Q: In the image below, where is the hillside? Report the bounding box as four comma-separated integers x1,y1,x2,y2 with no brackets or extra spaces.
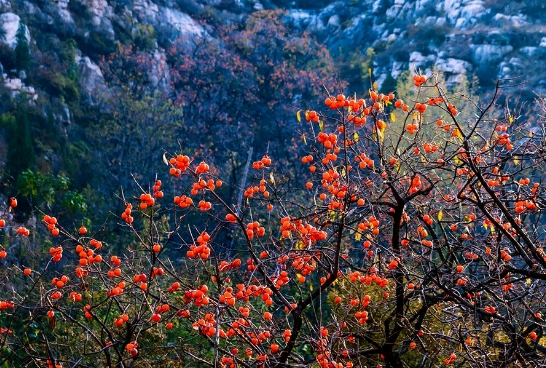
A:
0,0,545,219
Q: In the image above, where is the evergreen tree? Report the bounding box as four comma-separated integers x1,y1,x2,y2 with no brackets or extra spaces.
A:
6,103,35,181
381,73,397,94
14,21,30,73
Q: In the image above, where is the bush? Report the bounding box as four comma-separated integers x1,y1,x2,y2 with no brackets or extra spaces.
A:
0,43,16,74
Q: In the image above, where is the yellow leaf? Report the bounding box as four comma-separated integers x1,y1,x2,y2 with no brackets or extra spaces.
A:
527,278,531,285
514,158,520,165
508,114,514,124
319,120,324,132
296,110,302,122
348,106,352,113
373,81,377,90
301,134,307,145
390,112,396,122
295,241,305,250
368,68,372,75
353,132,359,142
269,172,275,186
412,112,421,126
309,283,313,291
437,210,443,221
355,232,362,241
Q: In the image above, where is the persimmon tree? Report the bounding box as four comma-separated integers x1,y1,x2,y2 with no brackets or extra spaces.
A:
1,74,546,368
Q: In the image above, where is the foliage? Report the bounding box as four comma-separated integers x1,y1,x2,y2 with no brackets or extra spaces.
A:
17,169,87,214
132,24,156,51
0,43,16,74
14,21,30,73
93,44,182,194
336,47,374,93
0,71,545,368
2,104,35,183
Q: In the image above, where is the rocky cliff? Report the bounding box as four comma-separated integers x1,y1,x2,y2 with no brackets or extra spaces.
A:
285,0,546,94
2,0,545,101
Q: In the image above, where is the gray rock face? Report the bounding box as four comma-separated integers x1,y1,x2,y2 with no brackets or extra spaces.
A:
438,0,487,28
54,0,73,23
287,0,546,91
76,55,105,104
131,0,206,41
3,76,38,99
435,58,473,85
472,44,514,64
149,49,170,89
157,7,206,40
0,12,26,48
0,0,10,10
3,0,546,102
80,0,111,18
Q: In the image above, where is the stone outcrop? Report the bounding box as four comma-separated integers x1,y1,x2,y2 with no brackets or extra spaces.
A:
76,55,105,104
285,1,545,91
0,12,27,49
2,0,546,99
